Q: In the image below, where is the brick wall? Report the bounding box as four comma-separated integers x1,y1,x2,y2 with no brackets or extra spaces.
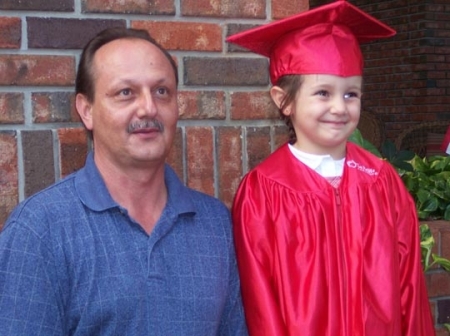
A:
0,0,448,334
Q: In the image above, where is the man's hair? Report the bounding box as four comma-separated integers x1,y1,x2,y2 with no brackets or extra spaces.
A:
75,27,178,103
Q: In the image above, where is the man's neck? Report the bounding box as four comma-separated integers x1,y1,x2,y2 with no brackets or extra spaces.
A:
95,155,168,234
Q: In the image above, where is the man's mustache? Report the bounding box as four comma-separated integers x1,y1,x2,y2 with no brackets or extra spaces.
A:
128,119,164,133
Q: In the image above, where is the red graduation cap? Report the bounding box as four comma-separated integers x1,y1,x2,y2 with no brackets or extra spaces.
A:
441,125,450,155
226,0,396,84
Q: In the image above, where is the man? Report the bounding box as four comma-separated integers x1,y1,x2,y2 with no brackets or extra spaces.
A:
0,28,248,335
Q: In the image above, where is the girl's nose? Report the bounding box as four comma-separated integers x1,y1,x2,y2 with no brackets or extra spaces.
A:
330,97,346,115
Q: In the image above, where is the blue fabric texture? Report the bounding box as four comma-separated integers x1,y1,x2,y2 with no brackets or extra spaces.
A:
0,152,248,336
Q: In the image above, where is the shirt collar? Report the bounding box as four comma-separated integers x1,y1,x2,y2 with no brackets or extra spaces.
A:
288,143,345,177
75,152,196,215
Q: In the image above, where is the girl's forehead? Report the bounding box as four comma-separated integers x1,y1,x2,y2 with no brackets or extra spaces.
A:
302,74,363,86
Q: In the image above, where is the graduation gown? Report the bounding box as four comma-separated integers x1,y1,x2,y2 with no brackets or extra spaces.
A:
232,142,435,336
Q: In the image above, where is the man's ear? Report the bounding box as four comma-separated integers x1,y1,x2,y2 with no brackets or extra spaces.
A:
75,93,93,131
270,86,290,117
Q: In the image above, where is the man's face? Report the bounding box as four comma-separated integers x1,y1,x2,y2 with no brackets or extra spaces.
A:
76,38,179,169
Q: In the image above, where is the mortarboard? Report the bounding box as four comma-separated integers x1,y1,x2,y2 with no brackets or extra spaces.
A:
226,0,396,84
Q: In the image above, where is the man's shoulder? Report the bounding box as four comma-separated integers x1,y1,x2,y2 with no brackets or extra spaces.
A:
4,174,79,232
183,186,229,213
165,164,229,214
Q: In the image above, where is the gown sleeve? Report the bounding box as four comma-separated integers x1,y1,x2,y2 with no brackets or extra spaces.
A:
385,166,435,335
232,171,287,336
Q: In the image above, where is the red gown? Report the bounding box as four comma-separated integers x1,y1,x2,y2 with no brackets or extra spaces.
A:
232,142,435,336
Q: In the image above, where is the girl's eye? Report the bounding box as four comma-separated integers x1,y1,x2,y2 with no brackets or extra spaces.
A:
344,92,359,99
316,90,329,97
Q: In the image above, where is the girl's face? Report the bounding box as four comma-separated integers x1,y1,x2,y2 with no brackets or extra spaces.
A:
271,74,362,159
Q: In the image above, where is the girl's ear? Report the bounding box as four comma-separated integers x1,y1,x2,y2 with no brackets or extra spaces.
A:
270,86,291,117
75,93,94,131
269,86,285,109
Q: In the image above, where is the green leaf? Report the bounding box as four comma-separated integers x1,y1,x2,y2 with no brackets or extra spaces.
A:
432,254,450,272
420,224,434,272
420,224,434,249
381,140,397,160
416,189,432,203
445,205,450,221
396,150,415,161
391,160,414,172
349,129,364,143
349,129,381,157
421,198,439,212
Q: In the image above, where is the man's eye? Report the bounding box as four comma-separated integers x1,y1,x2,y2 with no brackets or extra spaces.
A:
118,88,132,96
155,87,168,95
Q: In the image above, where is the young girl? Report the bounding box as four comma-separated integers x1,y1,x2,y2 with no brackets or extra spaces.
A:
227,1,435,335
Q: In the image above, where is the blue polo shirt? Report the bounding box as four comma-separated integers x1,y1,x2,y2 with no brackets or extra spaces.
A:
0,152,248,335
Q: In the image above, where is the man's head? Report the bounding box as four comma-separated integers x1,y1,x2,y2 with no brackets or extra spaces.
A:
75,28,179,169
76,27,178,103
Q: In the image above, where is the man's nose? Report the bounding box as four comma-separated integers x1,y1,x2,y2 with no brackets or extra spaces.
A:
136,90,157,117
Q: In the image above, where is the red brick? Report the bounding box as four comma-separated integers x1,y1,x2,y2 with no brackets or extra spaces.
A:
57,128,89,178
22,130,55,197
184,57,269,86
438,299,450,324
230,91,278,120
186,127,214,196
436,327,448,336
182,0,265,18
441,230,450,261
272,0,309,19
0,17,21,49
274,124,290,149
227,23,259,52
0,131,18,229
426,272,450,298
132,21,222,51
32,92,79,123
0,0,72,11
0,93,24,124
27,18,125,49
246,126,271,171
427,221,450,261
83,0,174,14
430,300,437,325
217,127,242,208
178,91,225,120
166,127,183,180
0,55,75,86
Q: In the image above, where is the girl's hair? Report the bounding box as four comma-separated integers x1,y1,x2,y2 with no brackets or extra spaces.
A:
275,74,303,143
